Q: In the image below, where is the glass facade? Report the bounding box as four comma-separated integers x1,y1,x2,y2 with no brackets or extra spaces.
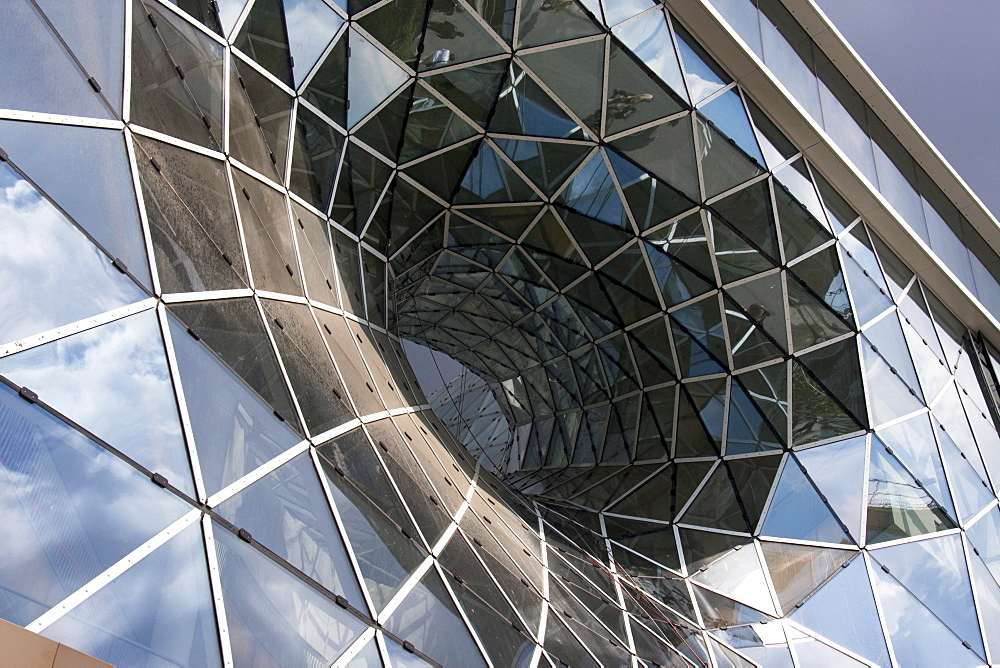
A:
0,0,999,666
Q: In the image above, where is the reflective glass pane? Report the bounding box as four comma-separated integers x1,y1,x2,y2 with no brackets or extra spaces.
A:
42,523,221,668
167,313,301,496
215,452,366,607
0,310,194,497
0,162,146,347
0,121,149,289
131,0,225,149
0,382,189,626
214,521,368,665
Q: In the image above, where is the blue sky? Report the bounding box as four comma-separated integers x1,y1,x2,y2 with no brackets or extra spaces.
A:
814,0,1000,219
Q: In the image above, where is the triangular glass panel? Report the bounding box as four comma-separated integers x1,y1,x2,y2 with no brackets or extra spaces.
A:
424,59,508,128
711,180,780,268
316,429,427,612
356,0,426,68
608,149,694,231
841,251,896,328
419,0,506,73
612,8,688,102
519,39,606,135
403,140,479,200
729,454,783,526
682,462,750,533
759,541,854,614
0,310,195,497
789,245,852,322
605,41,685,136
760,457,851,543
133,0,224,149
542,613,599,667
363,420,454,544
708,218,774,286
724,276,787,369
41,523,221,667
292,202,339,307
489,63,587,139
785,271,852,352
134,134,247,293
166,312,301,495
694,542,778,617
871,534,984,657
346,28,410,128
678,527,749,574
0,382,190,626
261,299,355,435
333,142,393,237
861,338,925,427
968,552,1000,664
670,295,728,376
0,121,150,289
774,159,828,233
213,520,368,664
773,178,832,262
866,436,955,544
230,54,293,180
0,161,146,346
232,168,304,295
0,0,112,119
214,452,366,607
495,138,592,197
599,244,660,311
697,116,764,199
674,24,730,104
168,297,302,433
791,342,866,445
438,537,534,666
284,0,344,87
34,1,122,108
559,209,632,268
517,0,602,49
289,104,345,211
303,32,348,127
795,434,867,537
234,0,293,85
399,84,479,163
746,97,796,170
352,88,409,164
735,362,788,443
609,115,699,201
523,208,586,261
674,384,722,457
936,420,994,523
863,311,923,399
215,0,249,38
876,415,957,519
869,554,985,667
603,0,654,27
644,229,715,306
814,170,858,234
384,568,487,666
456,141,539,203
790,556,891,668
630,322,677,386
727,380,784,453
692,583,772,628
699,88,764,166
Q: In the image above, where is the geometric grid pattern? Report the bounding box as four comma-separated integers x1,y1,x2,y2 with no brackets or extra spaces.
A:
0,1,998,667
